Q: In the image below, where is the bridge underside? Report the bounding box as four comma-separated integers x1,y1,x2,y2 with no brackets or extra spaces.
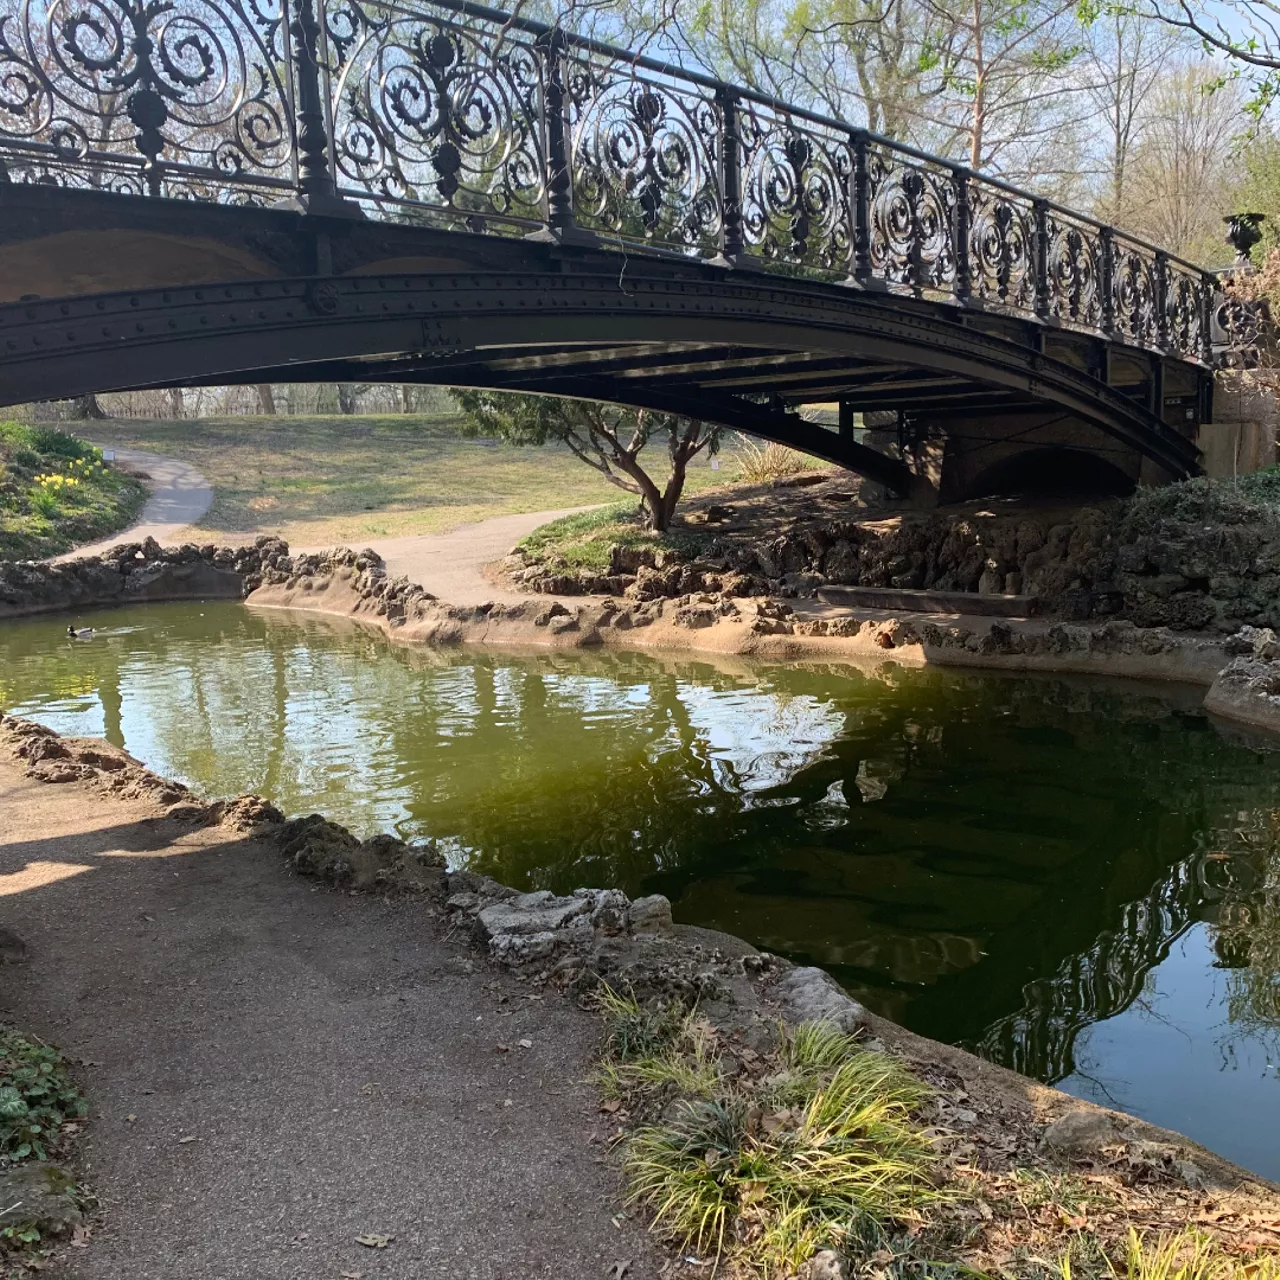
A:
0,185,1209,503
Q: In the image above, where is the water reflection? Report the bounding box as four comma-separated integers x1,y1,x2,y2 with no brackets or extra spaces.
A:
3,602,1280,1175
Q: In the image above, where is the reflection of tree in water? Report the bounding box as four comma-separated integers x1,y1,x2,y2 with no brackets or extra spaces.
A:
971,807,1280,1084
973,856,1202,1081
1205,810,1280,1059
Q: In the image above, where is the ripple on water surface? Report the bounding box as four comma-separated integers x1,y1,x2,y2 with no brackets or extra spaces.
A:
3,600,1280,1177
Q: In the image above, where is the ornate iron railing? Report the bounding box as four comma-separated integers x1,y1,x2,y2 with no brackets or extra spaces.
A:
0,0,1249,365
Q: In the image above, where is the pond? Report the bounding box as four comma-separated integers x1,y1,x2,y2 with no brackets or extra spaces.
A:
3,601,1279,1178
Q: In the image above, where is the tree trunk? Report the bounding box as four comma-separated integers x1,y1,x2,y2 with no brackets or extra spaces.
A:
69,394,105,420
256,384,277,415
401,385,413,414
655,456,690,532
169,387,184,419
337,384,358,415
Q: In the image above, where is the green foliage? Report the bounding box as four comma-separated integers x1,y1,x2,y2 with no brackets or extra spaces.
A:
0,1030,87,1164
594,987,722,1101
1237,135,1280,260
1119,468,1280,538
0,420,146,559
450,390,722,531
517,504,639,559
516,505,709,577
621,1017,939,1276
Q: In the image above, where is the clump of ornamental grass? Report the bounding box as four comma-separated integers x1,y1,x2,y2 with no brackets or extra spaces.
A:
1060,1229,1280,1280
594,985,721,1101
614,1009,940,1277
735,439,817,485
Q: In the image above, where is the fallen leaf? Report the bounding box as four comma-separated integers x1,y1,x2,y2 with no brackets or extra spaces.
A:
340,1272,364,1279
518,1038,533,1049
600,1100,622,1114
177,1135,198,1145
608,1261,632,1279
494,1043,511,1053
355,1234,394,1249
125,1114,137,1123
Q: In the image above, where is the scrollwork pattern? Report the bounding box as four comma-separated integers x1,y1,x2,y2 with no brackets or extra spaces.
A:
1045,213,1102,329
325,0,544,223
867,148,954,293
737,105,851,272
0,0,1225,362
568,59,720,252
1165,262,1206,358
968,184,1035,310
0,0,291,194
1111,238,1159,349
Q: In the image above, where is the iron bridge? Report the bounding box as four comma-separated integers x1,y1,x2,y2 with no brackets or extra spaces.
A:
0,0,1259,497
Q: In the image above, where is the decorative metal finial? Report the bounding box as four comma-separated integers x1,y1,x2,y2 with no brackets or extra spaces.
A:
1225,213,1266,269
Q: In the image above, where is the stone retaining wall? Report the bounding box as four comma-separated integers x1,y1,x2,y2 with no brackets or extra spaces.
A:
513,493,1280,636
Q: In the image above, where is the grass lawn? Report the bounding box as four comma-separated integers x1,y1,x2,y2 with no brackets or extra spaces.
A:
0,422,148,560
85,414,741,547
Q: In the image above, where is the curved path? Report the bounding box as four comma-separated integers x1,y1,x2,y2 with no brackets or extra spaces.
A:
53,443,592,603
55,448,213,563
0,751,662,1279
299,506,598,607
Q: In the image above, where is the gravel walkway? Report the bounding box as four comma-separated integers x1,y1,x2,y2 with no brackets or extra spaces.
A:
0,756,662,1279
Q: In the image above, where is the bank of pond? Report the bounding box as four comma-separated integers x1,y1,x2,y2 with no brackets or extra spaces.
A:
2,600,1279,1180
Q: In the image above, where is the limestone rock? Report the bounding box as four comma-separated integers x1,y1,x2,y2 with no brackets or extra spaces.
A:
628,895,674,936
772,967,868,1033
0,1163,83,1237
1040,1108,1115,1154
476,891,592,940
796,1250,847,1280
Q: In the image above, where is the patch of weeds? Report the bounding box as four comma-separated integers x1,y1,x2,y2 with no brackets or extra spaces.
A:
618,1015,939,1277
734,439,820,485
0,1029,87,1164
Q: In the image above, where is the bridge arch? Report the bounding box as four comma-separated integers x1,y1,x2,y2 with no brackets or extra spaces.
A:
0,0,1252,496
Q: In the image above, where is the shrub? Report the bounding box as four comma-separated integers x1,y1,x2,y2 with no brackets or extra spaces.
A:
1120,469,1280,537
0,1030,87,1164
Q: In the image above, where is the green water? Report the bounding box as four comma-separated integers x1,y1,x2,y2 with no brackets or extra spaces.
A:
3,601,1280,1177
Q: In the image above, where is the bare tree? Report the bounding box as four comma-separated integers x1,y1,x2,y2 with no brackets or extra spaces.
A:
1120,61,1245,261
1136,0,1280,126
1077,11,1185,220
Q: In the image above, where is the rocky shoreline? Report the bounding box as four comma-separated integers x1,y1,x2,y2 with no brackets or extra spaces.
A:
9,535,1280,734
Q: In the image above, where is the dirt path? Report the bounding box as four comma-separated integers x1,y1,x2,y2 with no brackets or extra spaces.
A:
55,449,213,562
50,438,589,605
296,506,598,606
0,757,661,1279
